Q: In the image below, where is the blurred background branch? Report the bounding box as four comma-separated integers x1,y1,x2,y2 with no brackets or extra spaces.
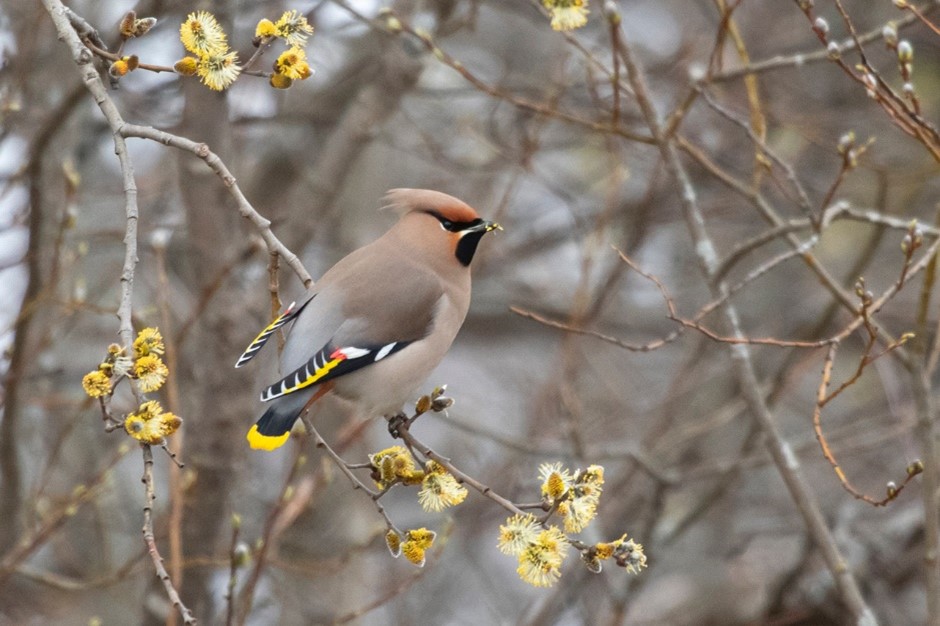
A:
3,0,940,623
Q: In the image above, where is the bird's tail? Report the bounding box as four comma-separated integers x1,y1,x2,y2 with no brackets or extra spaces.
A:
246,384,331,451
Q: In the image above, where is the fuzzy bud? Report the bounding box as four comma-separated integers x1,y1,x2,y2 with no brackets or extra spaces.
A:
119,11,137,38
255,18,276,39
415,395,432,414
854,278,866,298
109,59,130,78
604,1,622,25
431,396,454,412
882,22,898,47
862,71,877,94
903,220,924,254
174,57,198,76
385,15,402,33
814,17,829,37
897,40,913,63
837,131,855,155
826,42,840,59
232,542,251,567
134,17,157,37
149,228,173,250
385,530,402,557
269,73,293,90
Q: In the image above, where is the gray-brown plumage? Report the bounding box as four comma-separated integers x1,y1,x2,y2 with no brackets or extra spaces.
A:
236,189,500,450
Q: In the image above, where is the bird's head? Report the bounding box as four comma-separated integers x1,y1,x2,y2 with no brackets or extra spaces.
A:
384,188,501,267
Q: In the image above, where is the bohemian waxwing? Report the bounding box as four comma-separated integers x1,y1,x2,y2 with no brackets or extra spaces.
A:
235,189,501,450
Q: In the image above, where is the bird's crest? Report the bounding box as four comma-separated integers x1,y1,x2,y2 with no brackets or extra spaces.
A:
383,188,480,223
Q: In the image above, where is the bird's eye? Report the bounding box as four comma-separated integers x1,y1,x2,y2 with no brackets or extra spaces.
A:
425,211,465,232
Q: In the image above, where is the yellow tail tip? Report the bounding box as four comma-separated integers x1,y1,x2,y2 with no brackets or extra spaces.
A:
247,424,290,451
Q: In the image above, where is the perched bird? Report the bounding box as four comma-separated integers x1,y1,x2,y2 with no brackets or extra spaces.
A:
235,189,501,450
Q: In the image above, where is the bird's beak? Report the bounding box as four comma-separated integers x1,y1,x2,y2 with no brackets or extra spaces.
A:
466,220,502,234
458,220,502,237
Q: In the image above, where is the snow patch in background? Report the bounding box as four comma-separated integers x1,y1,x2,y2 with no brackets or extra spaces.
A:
0,132,29,377
0,198,28,377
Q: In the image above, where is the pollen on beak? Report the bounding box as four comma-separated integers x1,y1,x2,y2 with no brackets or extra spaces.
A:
485,221,503,232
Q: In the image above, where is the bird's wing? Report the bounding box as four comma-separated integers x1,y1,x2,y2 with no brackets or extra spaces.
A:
259,255,444,402
258,339,411,401
234,296,315,368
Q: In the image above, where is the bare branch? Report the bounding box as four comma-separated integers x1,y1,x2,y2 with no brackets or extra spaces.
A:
609,4,877,619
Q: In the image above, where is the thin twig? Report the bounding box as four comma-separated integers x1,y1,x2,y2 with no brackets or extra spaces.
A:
812,344,920,507
41,2,196,620
154,239,186,619
384,10,654,145
224,516,241,626
898,1,940,37
676,135,913,370
0,444,131,586
714,221,815,281
795,0,940,161
709,5,932,82
388,415,527,518
81,40,175,73
301,416,402,534
608,3,877,619
16,549,147,591
510,305,682,353
175,243,259,345
235,442,307,624
120,124,312,287
141,445,196,624
912,357,940,625
696,86,813,218
268,251,285,354
331,524,447,624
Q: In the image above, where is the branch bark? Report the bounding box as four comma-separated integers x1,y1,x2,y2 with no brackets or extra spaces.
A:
609,5,878,622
